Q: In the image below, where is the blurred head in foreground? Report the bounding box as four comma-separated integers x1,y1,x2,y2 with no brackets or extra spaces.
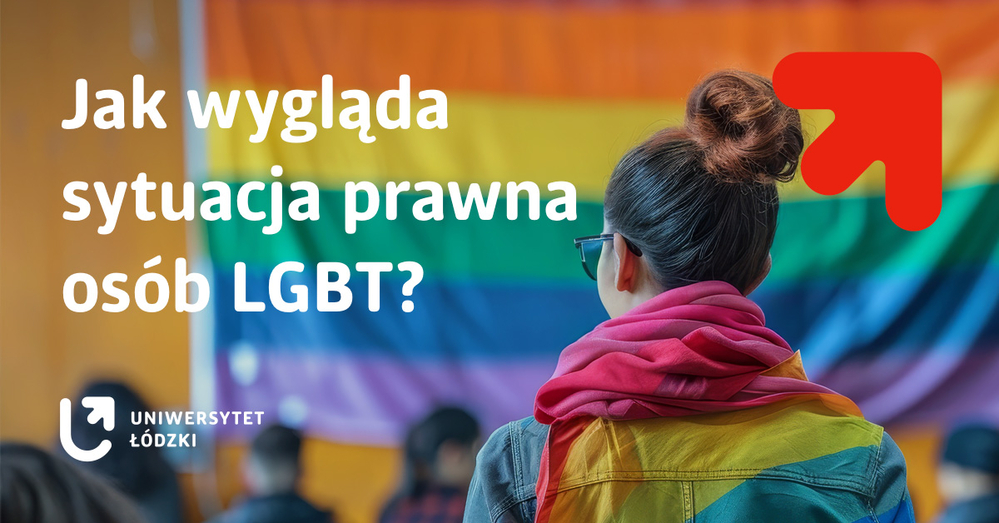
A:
67,380,182,523
407,406,481,491
937,423,999,520
0,443,147,523
596,70,802,317
380,407,480,523
244,424,304,496
210,424,330,523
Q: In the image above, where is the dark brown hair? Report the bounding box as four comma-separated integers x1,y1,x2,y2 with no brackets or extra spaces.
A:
396,406,480,498
604,70,803,293
1,443,147,523
250,424,303,470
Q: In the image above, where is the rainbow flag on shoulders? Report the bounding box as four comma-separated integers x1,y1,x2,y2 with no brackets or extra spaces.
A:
535,397,913,523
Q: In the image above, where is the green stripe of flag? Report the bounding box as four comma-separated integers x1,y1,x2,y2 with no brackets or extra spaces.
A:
204,180,999,283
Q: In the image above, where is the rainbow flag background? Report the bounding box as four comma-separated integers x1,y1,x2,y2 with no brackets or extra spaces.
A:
187,0,999,517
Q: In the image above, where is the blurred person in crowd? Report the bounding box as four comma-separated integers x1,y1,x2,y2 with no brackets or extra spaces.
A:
380,407,480,523
64,381,183,523
1,442,147,523
465,71,914,522
208,424,332,523
937,423,999,523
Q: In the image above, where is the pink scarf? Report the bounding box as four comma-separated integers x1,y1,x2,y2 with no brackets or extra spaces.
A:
535,280,855,423
532,281,859,522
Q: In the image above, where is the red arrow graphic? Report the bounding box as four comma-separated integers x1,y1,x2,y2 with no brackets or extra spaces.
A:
773,52,942,231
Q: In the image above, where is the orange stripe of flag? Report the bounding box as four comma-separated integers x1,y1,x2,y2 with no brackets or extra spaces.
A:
206,0,999,98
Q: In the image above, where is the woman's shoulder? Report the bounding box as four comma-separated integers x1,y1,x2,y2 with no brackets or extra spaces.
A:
483,416,548,454
870,431,916,521
476,416,548,500
464,417,548,523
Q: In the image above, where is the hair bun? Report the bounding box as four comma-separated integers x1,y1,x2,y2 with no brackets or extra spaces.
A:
684,70,803,184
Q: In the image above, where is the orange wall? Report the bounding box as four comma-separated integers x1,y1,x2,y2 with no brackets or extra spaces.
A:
0,0,193,516
892,426,945,521
0,3,397,522
0,0,190,444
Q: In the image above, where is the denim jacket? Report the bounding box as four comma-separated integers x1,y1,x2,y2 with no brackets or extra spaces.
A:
464,405,914,523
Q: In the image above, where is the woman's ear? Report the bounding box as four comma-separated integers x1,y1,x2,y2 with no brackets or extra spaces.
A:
743,253,772,295
613,233,639,293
